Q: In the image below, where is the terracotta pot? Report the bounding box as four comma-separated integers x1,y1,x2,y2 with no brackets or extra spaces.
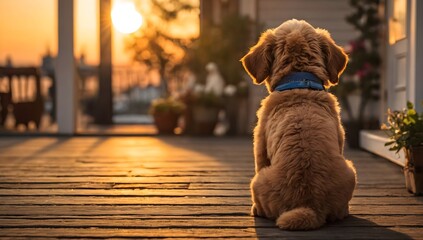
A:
404,145,423,195
153,112,179,134
192,106,219,136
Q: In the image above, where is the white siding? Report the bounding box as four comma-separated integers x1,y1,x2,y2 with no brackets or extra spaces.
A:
257,0,359,46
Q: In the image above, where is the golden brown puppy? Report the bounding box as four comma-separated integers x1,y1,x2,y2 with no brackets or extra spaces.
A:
241,19,357,230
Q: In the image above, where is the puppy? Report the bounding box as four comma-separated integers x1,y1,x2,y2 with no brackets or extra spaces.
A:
241,19,357,230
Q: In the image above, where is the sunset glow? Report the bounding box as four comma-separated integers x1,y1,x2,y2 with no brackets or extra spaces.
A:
0,0,199,66
111,2,143,34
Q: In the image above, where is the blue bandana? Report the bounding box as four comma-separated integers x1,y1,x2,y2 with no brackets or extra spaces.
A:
274,72,325,92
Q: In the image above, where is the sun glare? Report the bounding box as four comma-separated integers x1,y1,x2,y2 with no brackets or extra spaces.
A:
111,2,143,34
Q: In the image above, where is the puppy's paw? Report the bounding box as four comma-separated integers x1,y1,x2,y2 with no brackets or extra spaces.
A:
251,203,259,216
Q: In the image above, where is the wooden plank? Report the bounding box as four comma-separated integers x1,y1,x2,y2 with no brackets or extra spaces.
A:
0,183,190,189
0,163,254,168
0,205,250,216
0,163,396,170
1,196,421,206
0,154,254,162
0,174,402,185
1,163,395,171
1,205,422,216
0,171,255,177
0,196,251,205
0,188,417,197
0,156,398,166
1,215,423,228
0,227,421,239
0,178,413,190
0,157,253,163
0,181,405,189
0,182,407,191
0,176,252,184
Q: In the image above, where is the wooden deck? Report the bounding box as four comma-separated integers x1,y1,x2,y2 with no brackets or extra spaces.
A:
0,137,422,239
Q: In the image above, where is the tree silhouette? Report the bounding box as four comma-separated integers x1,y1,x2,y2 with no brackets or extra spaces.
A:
128,0,198,96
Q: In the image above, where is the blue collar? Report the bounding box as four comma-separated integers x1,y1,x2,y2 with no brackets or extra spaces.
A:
274,72,325,92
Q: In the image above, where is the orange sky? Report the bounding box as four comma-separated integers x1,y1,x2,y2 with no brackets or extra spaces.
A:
0,0,199,67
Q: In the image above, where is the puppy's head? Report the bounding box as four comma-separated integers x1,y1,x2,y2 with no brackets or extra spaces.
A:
241,19,348,92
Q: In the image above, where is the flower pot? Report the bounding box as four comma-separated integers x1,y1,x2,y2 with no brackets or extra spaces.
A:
404,145,423,195
153,112,179,134
192,106,219,135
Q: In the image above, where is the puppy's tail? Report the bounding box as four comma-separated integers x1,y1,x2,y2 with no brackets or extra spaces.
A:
276,207,325,230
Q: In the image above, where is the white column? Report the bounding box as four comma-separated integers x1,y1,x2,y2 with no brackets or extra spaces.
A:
409,0,423,113
56,0,77,134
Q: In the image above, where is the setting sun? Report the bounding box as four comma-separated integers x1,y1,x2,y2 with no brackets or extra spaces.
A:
111,2,143,34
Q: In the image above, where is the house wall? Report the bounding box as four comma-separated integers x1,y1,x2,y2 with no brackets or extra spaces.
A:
256,0,358,46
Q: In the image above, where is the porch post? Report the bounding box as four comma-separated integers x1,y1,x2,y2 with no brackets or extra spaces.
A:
95,0,113,124
56,0,77,134
409,0,423,113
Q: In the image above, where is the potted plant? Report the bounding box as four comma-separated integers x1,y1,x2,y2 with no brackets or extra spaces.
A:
332,0,381,148
149,97,186,134
190,90,224,136
382,101,423,195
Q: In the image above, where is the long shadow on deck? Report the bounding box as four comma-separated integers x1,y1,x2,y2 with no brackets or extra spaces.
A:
254,216,413,239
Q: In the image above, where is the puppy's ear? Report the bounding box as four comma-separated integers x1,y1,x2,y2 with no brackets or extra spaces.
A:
241,30,275,84
317,29,348,85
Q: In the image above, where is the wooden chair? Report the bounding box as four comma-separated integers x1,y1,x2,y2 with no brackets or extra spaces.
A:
0,67,44,129
0,89,11,126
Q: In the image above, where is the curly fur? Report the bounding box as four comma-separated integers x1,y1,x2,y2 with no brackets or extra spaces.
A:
241,19,357,230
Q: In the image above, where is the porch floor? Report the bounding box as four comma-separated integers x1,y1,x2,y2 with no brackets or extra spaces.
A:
0,137,422,239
